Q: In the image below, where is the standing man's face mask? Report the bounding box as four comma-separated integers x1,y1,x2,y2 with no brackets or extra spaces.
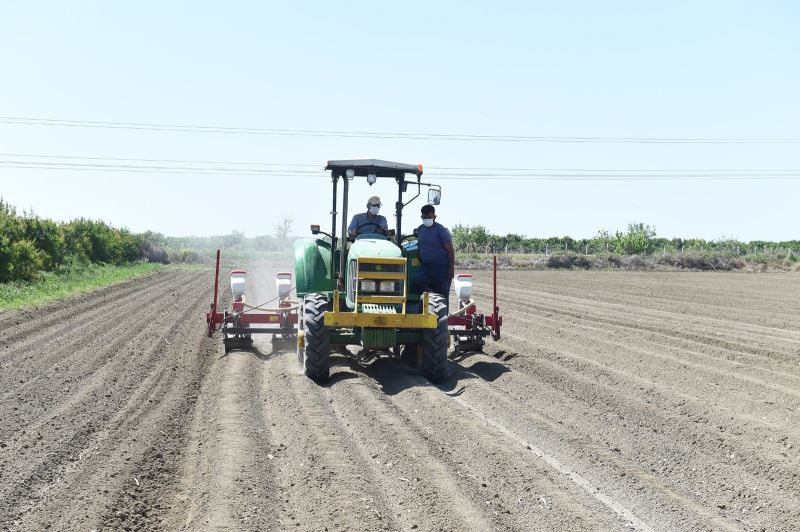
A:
422,217,434,227
369,206,380,215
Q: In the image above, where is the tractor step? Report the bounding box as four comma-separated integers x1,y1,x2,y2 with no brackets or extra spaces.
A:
361,304,397,314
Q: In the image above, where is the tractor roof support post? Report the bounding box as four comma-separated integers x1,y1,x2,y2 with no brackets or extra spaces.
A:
330,171,338,293
396,178,403,242
339,174,349,291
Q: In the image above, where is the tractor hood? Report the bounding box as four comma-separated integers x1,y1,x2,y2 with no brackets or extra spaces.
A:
348,237,402,261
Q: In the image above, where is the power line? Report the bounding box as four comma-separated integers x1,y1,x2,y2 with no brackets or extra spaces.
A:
0,152,321,168
0,163,311,177
2,161,798,181
428,165,800,172
0,160,319,174
1,116,799,144
1,153,799,174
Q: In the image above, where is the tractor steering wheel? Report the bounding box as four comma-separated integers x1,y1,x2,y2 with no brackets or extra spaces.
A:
355,222,386,235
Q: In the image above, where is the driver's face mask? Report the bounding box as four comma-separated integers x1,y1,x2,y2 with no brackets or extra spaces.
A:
369,205,380,215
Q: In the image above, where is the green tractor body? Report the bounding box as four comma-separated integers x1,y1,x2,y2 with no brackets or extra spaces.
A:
294,160,448,384
295,235,422,307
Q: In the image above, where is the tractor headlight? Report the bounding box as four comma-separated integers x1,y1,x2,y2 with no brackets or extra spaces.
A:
379,281,396,292
360,280,377,292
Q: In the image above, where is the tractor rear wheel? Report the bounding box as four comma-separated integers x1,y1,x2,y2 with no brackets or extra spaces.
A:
420,293,449,382
301,293,331,383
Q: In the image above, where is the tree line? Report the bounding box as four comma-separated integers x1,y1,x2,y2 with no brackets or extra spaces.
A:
0,199,297,283
3,196,796,284
140,229,291,264
0,199,148,282
451,223,800,258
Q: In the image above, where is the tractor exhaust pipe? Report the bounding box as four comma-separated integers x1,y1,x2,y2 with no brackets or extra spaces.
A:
339,174,350,291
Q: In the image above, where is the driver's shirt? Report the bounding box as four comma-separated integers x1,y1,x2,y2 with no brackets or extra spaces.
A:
348,212,388,235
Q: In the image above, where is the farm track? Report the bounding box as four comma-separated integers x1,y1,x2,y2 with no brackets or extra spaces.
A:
1,267,799,530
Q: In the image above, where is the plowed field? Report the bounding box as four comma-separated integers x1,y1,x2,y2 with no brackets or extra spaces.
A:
1,267,798,531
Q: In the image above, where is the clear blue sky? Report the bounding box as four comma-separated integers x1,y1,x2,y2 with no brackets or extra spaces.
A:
0,1,798,241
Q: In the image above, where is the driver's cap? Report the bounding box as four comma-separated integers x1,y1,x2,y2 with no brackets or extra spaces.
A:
368,195,381,206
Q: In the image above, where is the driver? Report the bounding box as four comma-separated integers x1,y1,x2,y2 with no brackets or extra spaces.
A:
348,195,388,237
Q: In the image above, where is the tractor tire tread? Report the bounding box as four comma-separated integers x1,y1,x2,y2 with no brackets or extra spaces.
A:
420,293,449,382
302,294,331,383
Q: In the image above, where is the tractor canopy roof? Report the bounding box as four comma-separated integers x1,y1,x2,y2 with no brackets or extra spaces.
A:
325,159,423,179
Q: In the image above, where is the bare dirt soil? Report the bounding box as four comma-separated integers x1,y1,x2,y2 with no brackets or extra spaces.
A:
1,267,799,531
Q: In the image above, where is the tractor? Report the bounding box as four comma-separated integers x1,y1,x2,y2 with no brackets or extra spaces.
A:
293,159,501,383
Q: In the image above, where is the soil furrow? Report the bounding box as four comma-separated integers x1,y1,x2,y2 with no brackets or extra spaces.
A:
0,270,191,350
449,351,798,530
500,308,800,399
352,356,630,530
2,267,798,531
324,358,497,531
483,283,800,358
258,352,396,531
0,272,206,442
0,271,198,403
0,271,210,530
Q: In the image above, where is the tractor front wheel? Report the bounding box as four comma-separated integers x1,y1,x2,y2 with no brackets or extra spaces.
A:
301,294,331,383
420,293,449,382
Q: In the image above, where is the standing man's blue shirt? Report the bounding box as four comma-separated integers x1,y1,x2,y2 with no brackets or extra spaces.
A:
417,222,452,265
348,212,388,236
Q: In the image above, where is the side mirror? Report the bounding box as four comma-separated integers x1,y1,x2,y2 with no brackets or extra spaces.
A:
310,224,320,235
387,229,396,238
427,187,441,205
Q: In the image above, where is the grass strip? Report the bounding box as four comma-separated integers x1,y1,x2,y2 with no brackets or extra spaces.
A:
0,263,165,311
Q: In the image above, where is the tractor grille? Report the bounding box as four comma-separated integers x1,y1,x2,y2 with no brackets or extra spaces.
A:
358,262,404,273
361,304,397,314
355,257,407,301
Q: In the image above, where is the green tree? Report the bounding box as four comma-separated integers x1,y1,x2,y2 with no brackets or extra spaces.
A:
22,216,64,269
274,218,293,249
223,230,245,249
470,225,489,252
504,233,524,252
612,222,657,255
0,200,24,281
592,230,612,253
9,240,45,281
450,224,471,252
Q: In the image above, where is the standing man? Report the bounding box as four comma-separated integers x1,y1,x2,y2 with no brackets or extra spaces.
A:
348,195,388,237
414,204,454,300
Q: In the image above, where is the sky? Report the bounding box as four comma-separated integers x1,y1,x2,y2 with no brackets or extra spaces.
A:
0,1,798,241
